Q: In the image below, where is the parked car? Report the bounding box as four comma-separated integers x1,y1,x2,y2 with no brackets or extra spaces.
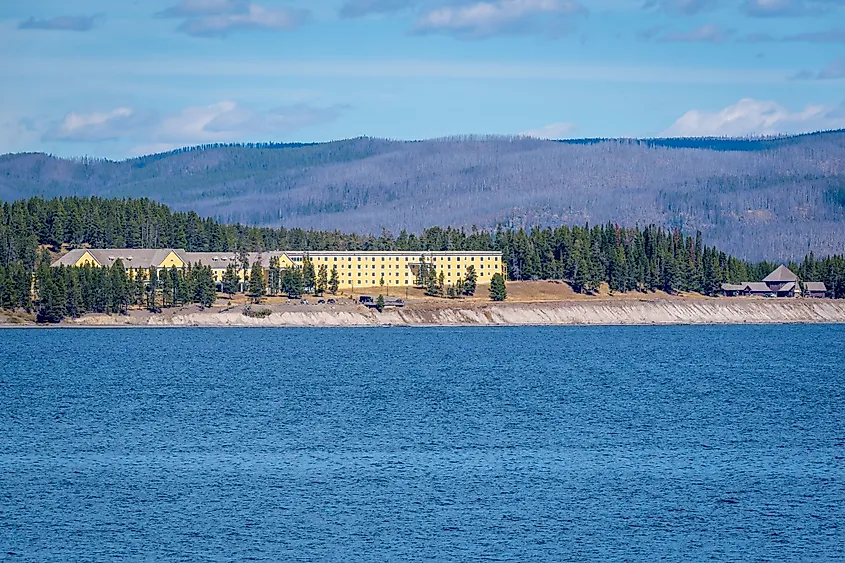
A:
327,298,336,304
358,295,374,304
300,298,309,305
317,299,325,304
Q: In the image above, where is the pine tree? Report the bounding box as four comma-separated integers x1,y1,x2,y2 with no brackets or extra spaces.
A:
222,264,239,298
147,267,160,312
416,256,427,287
282,268,303,299
109,259,130,314
329,265,339,295
463,265,477,296
490,273,507,301
247,261,265,303
238,247,249,288
268,257,281,296
376,294,385,312
65,270,83,318
196,265,216,308
302,255,315,294
36,276,65,323
317,264,328,296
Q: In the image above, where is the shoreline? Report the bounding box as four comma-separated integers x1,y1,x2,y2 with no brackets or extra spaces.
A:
4,298,845,328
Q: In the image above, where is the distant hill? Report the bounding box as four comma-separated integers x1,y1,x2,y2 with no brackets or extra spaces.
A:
2,131,845,260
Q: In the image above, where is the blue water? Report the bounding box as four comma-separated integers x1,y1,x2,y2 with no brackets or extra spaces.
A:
1,326,843,561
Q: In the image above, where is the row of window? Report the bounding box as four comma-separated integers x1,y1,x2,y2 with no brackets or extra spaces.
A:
296,256,499,263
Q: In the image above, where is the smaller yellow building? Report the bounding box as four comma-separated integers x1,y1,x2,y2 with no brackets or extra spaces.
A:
53,248,506,289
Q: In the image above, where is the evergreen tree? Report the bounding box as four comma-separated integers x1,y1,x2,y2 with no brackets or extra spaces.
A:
147,267,160,312
247,261,266,303
376,294,385,312
416,256,428,287
268,257,281,296
329,265,339,295
302,255,316,294
36,276,65,323
317,264,328,296
463,265,478,296
490,273,507,301
282,268,303,299
238,247,249,290
65,269,83,318
222,264,239,298
196,265,216,308
109,259,130,314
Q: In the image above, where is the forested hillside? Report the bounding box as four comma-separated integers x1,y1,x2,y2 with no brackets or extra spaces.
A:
2,131,845,260
2,197,844,307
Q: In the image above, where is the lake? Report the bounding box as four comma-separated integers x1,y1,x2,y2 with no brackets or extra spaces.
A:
1,326,843,561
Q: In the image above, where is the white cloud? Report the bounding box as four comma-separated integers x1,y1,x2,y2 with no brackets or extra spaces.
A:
44,108,146,142
643,0,718,16
659,23,733,43
818,56,845,79
156,0,249,18
41,101,343,153
157,1,309,37
791,56,845,80
413,0,587,39
339,0,414,18
18,15,98,32
662,98,845,137
519,122,576,139
740,0,817,17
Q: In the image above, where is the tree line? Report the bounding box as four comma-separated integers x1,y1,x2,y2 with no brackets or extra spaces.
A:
0,250,218,323
2,196,845,322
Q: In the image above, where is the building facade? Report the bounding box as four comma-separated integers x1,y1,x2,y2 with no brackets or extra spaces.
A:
721,265,827,298
52,248,506,290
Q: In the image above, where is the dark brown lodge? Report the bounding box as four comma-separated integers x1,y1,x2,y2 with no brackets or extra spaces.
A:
721,265,827,298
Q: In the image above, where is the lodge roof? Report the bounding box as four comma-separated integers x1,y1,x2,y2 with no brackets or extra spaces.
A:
744,282,771,293
763,265,798,283
53,248,181,268
53,248,504,269
804,282,827,292
721,284,745,291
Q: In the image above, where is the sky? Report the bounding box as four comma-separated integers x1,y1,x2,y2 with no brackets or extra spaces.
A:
2,0,844,158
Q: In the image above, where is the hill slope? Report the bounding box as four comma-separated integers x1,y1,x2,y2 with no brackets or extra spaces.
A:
2,132,845,260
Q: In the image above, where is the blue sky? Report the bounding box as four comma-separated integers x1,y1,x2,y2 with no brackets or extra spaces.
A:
2,0,844,158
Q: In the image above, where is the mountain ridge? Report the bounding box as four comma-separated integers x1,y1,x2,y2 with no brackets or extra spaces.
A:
2,131,844,261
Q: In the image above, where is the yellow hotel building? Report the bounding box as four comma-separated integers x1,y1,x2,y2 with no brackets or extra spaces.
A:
53,249,505,289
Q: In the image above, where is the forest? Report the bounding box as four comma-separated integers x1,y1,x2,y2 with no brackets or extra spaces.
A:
2,196,845,323
2,131,844,260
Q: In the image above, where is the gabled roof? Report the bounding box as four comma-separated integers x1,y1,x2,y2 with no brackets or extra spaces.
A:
777,281,796,293
53,248,184,268
744,282,771,293
183,251,285,269
721,283,746,291
804,282,827,292
763,265,798,283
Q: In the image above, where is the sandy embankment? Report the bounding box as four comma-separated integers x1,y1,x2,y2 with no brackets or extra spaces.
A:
57,298,845,327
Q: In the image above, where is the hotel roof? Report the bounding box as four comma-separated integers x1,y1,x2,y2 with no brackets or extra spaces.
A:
763,265,798,283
